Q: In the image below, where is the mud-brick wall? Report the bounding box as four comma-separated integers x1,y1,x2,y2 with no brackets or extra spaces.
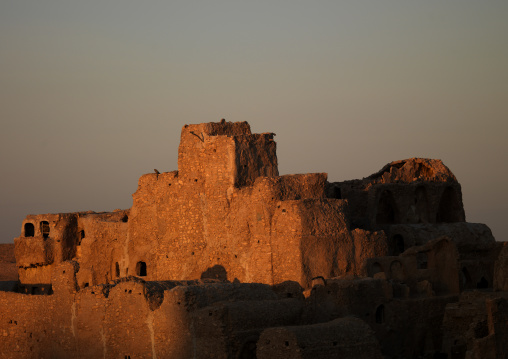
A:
76,213,128,287
192,298,303,359
257,317,383,359
0,291,59,358
0,262,77,359
15,213,78,285
233,133,278,187
129,125,280,284
222,180,280,284
301,278,392,325
377,295,459,358
271,199,350,288
177,121,251,181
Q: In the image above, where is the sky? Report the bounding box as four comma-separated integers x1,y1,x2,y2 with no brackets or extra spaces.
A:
1,1,507,243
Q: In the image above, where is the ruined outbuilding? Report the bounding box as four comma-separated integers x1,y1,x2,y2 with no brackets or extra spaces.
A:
1,120,507,358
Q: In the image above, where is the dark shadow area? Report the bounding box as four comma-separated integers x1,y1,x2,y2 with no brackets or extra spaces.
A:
0,281,18,293
392,234,405,255
24,223,34,237
40,221,50,239
415,186,429,223
136,261,147,277
476,277,489,289
237,336,258,359
436,187,462,223
201,265,228,281
376,190,397,224
375,304,385,324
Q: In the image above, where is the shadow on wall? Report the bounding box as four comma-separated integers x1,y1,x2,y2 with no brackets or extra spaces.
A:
201,265,228,281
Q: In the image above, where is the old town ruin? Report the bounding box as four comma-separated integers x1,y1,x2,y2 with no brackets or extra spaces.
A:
1,120,507,358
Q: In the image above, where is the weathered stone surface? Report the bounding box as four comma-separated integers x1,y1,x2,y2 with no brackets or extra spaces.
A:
257,317,383,359
1,120,506,359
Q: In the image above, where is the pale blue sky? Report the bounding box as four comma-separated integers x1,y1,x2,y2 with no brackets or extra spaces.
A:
1,1,507,243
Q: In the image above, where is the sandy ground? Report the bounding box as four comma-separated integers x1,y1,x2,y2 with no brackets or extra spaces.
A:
0,244,18,281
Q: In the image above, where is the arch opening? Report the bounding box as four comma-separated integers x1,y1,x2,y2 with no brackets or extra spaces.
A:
375,304,385,324
376,190,397,225
136,261,147,277
393,234,405,255
477,277,489,289
24,223,34,237
461,267,473,289
414,186,429,223
40,221,50,239
437,187,462,223
371,262,383,276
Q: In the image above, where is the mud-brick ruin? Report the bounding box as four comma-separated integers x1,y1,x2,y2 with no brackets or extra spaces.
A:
1,120,508,358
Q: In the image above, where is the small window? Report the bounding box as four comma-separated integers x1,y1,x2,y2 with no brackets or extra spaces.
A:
136,261,147,277
115,262,120,277
372,262,383,276
393,234,405,255
24,223,35,237
375,305,385,324
461,267,473,288
77,230,85,245
477,277,489,289
40,221,50,239
376,190,397,224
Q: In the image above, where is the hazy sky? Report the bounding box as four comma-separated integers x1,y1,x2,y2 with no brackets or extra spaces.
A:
1,1,507,243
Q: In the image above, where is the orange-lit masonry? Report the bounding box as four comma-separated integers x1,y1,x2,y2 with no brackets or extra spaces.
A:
2,120,508,358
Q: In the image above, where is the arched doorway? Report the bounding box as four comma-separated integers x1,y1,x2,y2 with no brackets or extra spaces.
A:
376,190,397,224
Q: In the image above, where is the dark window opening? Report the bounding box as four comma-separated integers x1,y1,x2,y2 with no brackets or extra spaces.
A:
121,215,128,223
327,184,342,199
84,283,89,288
238,339,257,359
461,267,473,289
393,234,405,255
136,261,147,277
40,221,50,239
414,186,429,223
376,190,397,225
477,277,489,289
375,305,385,324
24,223,34,237
437,186,462,223
417,252,428,269
115,262,120,277
76,229,85,245
371,262,383,276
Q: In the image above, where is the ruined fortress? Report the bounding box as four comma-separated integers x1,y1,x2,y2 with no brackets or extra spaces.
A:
1,120,508,358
